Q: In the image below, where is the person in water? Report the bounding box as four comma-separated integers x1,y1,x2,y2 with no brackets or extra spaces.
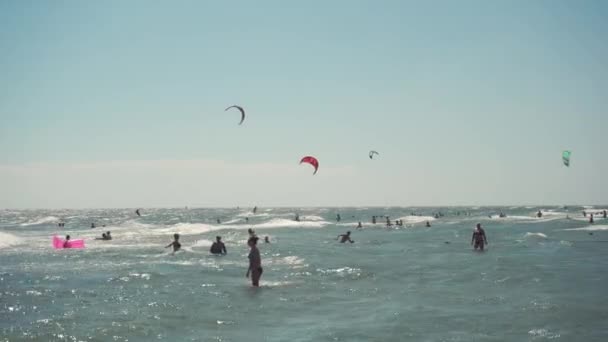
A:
295,213,300,222
264,236,270,243
426,221,431,227
135,209,141,217
210,236,227,255
216,218,221,224
165,233,181,253
537,211,542,218
583,211,587,217
248,228,256,238
245,217,249,223
589,214,594,224
91,223,96,229
356,221,363,229
253,206,257,214
372,216,377,224
63,235,71,248
101,233,107,240
337,231,354,243
336,214,341,222
246,236,263,287
603,210,607,219
105,231,112,240
471,223,488,251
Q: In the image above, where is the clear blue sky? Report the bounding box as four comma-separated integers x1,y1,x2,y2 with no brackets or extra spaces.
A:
1,0,606,208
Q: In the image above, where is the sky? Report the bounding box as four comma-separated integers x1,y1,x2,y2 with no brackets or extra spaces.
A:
1,0,607,208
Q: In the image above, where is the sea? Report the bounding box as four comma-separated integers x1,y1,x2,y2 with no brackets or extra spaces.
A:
1,206,607,342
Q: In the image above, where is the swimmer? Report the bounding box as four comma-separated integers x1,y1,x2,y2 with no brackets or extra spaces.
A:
295,213,300,222
356,221,363,229
253,206,257,214
337,231,354,243
583,210,587,217
210,236,227,255
248,228,256,238
537,210,542,218
264,236,270,243
246,236,263,287
372,216,377,224
135,209,141,217
245,217,249,223
105,231,112,240
604,210,607,219
426,221,431,227
165,233,181,254
590,214,594,224
217,218,221,224
91,223,96,229
471,223,488,251
63,235,71,248
336,214,341,222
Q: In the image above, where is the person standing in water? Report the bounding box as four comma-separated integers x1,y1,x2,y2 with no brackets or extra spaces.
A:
590,214,594,224
135,209,141,217
210,236,227,255
537,210,543,218
426,221,431,227
471,223,488,251
253,206,257,214
295,213,300,222
372,216,377,224
603,210,607,219
264,236,270,243
356,221,363,229
246,236,263,287
63,235,71,248
165,233,181,254
336,214,341,222
337,231,354,243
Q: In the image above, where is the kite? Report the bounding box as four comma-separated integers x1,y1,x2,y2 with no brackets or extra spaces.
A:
300,156,319,175
225,105,245,125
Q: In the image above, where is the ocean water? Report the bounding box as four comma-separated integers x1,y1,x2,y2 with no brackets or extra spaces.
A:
1,206,607,342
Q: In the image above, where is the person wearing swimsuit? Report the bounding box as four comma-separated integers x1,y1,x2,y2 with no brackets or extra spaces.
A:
246,236,263,287
471,223,488,251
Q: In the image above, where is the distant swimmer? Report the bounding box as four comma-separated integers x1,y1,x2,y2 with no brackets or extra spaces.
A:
63,235,71,248
357,221,363,229
165,233,182,254
295,213,300,222
105,231,112,240
246,236,263,287
253,206,257,214
264,236,270,243
210,236,227,255
583,211,587,217
217,218,221,224
426,221,431,227
91,223,96,229
372,216,377,224
336,214,341,222
135,209,141,217
471,223,488,251
536,211,543,218
604,210,607,219
245,217,249,223
248,228,256,238
337,231,354,243
589,214,594,224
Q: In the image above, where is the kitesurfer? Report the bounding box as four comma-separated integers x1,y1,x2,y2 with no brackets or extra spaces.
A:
210,236,227,255
471,224,488,251
246,236,262,287
337,231,354,243
165,234,182,254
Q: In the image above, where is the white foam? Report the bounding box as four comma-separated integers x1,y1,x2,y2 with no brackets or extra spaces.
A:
300,215,325,221
524,232,548,238
396,216,436,224
564,225,608,231
20,216,59,226
0,232,22,249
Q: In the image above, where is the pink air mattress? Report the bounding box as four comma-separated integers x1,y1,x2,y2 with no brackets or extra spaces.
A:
53,236,85,249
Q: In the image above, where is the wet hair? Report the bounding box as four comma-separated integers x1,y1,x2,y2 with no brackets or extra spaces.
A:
102,233,107,238
216,236,221,241
346,231,351,234
476,223,481,228
248,236,259,245
65,235,70,240
106,231,111,235
174,233,180,240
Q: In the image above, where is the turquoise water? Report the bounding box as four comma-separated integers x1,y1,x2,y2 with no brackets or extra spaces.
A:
1,207,607,341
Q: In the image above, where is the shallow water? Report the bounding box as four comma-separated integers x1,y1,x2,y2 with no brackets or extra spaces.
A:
1,206,607,341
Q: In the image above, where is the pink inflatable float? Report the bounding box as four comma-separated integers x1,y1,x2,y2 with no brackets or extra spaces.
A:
53,236,85,249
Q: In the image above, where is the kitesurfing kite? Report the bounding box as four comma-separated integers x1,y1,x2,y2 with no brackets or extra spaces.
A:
369,150,379,159
562,150,571,167
300,156,319,175
225,105,245,125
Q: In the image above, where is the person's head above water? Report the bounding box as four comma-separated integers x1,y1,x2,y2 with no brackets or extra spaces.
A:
216,236,222,242
173,233,180,241
65,235,70,240
346,231,351,235
106,231,111,235
476,223,481,229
